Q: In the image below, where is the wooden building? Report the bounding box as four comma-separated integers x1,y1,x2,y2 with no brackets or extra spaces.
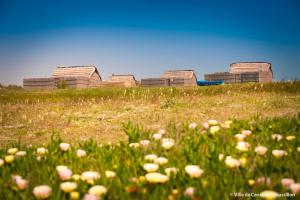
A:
23,65,102,89
229,62,273,83
107,74,137,87
52,65,102,87
204,62,273,84
162,70,198,86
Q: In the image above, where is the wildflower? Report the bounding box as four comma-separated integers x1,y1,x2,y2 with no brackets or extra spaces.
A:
145,172,169,183
223,120,232,129
158,129,166,135
154,157,168,165
5,155,14,163
36,147,47,156
88,185,107,197
255,176,272,186
70,191,80,200
188,123,197,129
144,154,158,162
83,194,99,200
260,190,278,200
129,143,140,148
297,147,300,153
172,189,179,195
286,135,296,141
235,134,246,141
281,178,294,188
60,182,77,193
152,133,162,140
105,170,116,178
272,134,283,141
210,126,220,134
208,119,218,126
162,140,174,150
58,169,72,181
202,122,209,129
236,141,250,152
0,159,4,167
138,176,146,183
33,185,52,199
241,130,252,136
143,163,159,172
239,157,247,167
60,143,70,151
248,179,255,186
272,150,287,158
81,171,100,182
184,187,195,197
139,140,150,147
76,149,87,157
290,183,300,194
165,167,178,176
15,151,27,157
56,165,68,172
12,175,28,190
185,165,204,178
225,156,240,168
7,148,18,155
72,174,81,181
255,146,268,156
218,154,224,161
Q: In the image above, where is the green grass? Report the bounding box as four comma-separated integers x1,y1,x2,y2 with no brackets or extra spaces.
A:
0,81,300,146
0,82,300,199
0,114,299,199
0,81,299,104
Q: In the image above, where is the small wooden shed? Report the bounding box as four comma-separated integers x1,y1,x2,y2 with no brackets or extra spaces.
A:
52,65,102,87
229,62,273,82
107,74,137,87
162,70,197,86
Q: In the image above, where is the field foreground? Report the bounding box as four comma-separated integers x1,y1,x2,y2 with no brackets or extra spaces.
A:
0,82,300,199
0,115,300,199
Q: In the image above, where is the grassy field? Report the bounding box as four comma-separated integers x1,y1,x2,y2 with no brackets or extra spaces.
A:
0,81,299,146
0,81,300,199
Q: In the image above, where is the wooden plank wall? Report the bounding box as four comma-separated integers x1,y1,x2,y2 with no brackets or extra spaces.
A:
23,78,56,90
99,81,126,87
141,78,170,87
204,72,261,83
23,76,91,89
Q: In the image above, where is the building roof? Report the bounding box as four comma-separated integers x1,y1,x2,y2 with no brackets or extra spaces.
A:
229,62,272,74
108,74,136,82
162,70,197,79
51,65,101,79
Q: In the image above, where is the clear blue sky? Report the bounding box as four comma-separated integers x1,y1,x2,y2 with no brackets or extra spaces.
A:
0,0,299,85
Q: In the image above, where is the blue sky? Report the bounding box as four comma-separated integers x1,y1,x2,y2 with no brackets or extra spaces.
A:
0,0,299,85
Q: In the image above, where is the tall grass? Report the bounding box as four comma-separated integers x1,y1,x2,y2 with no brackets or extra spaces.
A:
0,81,299,104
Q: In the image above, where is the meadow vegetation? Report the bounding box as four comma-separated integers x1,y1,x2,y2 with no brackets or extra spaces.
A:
0,81,299,199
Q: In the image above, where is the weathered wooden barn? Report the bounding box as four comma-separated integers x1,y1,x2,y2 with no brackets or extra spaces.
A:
107,74,137,87
204,62,273,84
52,65,102,87
23,65,102,89
162,70,198,86
229,62,273,83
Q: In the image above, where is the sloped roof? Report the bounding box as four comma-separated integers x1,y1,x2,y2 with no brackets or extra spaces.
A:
51,65,101,79
162,70,197,79
229,62,272,74
108,74,136,82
